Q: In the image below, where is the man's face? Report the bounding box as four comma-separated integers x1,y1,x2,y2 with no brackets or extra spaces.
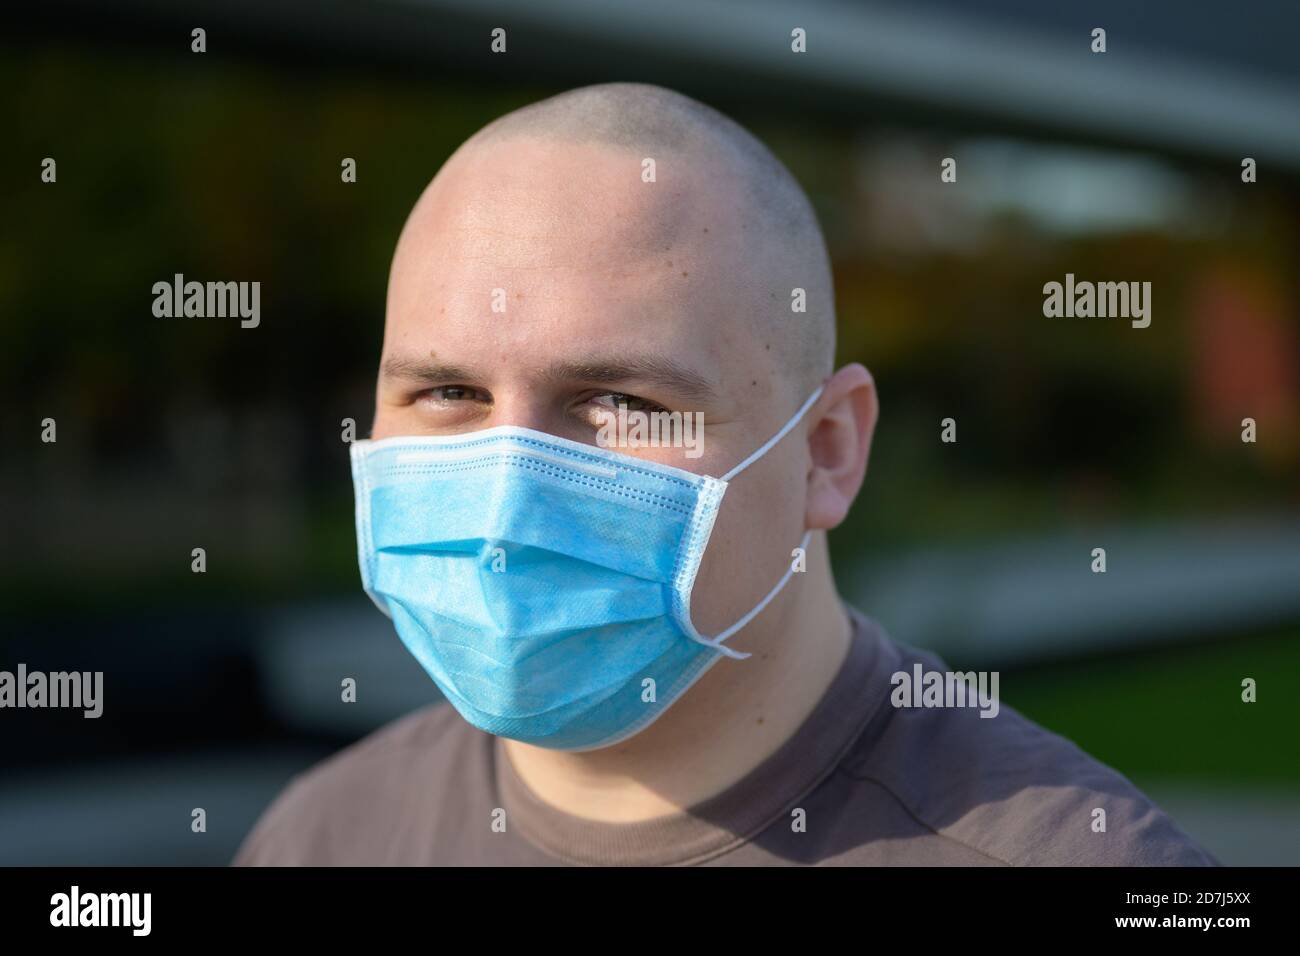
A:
373,136,814,637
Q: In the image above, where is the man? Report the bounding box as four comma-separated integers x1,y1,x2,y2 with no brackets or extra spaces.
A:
235,83,1218,866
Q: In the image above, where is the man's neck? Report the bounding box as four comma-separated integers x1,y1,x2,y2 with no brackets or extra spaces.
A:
500,547,852,823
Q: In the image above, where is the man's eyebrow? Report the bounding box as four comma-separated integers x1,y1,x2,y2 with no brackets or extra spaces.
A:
380,353,718,403
539,357,718,403
380,356,477,383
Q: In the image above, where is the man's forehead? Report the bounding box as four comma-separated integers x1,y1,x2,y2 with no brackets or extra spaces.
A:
382,275,733,395
383,137,782,401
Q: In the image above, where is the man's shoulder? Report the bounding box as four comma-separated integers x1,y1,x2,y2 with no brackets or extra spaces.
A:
232,701,482,865
841,618,1220,866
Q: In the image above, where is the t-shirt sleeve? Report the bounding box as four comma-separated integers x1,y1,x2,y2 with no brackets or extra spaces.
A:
230,773,314,866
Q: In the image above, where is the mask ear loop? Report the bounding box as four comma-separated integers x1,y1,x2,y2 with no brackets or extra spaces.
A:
719,385,824,483
700,529,814,659
697,384,826,659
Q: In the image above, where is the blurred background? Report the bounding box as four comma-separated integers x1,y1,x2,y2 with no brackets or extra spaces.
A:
2,0,1297,865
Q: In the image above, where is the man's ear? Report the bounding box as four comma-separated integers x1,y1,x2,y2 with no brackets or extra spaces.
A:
805,363,877,531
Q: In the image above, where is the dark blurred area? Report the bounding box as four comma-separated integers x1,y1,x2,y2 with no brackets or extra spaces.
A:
1,0,1298,864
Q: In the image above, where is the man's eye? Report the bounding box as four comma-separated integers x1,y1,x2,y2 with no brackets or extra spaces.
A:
428,385,486,403
592,392,668,414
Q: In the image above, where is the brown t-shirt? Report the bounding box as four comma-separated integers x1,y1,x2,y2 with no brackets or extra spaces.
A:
233,605,1220,866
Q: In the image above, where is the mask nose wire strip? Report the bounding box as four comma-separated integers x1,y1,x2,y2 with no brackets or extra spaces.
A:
718,384,824,482
701,529,814,659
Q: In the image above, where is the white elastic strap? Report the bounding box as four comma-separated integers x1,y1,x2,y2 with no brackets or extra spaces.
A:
702,529,814,660
720,384,824,482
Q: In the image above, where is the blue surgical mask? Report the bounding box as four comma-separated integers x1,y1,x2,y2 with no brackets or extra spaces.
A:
350,384,824,751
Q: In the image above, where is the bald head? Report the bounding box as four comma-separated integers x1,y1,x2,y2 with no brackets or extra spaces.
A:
391,82,835,397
